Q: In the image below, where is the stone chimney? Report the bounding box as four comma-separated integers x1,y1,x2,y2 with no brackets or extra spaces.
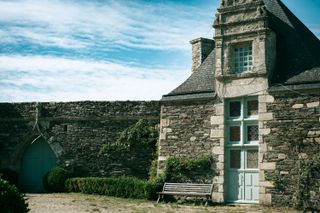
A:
190,38,215,72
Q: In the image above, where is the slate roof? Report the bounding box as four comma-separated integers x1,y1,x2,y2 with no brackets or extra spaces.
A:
263,0,320,85
161,49,216,101
162,0,320,101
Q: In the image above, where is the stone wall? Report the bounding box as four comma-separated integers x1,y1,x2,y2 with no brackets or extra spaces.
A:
158,99,221,195
0,101,160,179
263,93,320,207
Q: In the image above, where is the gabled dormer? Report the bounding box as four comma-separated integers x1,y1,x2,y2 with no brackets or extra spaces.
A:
213,0,276,98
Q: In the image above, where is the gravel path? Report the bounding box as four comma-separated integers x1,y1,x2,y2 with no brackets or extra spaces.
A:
26,193,300,213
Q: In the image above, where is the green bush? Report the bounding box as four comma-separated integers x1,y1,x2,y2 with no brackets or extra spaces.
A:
0,178,29,213
164,155,216,183
43,167,70,192
65,176,162,200
0,168,19,186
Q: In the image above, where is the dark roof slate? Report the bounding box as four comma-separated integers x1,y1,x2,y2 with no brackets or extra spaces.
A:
263,0,320,84
285,67,320,85
162,49,215,101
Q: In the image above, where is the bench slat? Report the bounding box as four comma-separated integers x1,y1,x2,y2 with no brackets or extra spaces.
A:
157,182,213,205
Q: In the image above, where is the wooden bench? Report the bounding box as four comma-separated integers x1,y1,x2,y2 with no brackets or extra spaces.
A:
157,183,213,206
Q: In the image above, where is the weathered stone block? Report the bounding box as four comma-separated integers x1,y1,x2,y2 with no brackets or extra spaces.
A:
259,95,274,103
278,154,286,160
215,104,224,116
259,112,273,121
260,181,274,188
260,194,272,205
213,147,224,155
306,101,319,108
260,162,276,170
212,192,224,203
292,104,304,109
260,128,271,135
259,103,267,113
210,116,224,125
210,129,224,138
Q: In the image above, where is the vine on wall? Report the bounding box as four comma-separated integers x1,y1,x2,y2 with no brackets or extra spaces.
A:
163,155,216,183
273,130,320,209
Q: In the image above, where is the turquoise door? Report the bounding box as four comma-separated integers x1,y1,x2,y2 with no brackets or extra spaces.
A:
227,148,259,203
19,138,57,192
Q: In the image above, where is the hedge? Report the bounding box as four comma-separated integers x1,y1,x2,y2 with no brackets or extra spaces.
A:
65,176,162,200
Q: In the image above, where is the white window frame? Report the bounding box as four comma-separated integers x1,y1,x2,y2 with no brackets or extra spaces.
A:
226,97,259,147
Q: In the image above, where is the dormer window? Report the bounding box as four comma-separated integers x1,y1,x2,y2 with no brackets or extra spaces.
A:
233,44,253,73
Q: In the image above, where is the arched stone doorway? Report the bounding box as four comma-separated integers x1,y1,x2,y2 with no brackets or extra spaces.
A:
19,137,57,192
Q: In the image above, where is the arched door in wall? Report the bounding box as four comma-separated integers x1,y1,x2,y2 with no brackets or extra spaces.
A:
19,138,57,192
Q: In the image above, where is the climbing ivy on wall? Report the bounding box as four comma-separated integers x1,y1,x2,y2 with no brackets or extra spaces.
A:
99,119,159,179
273,129,320,209
100,119,158,154
296,154,320,209
163,155,216,183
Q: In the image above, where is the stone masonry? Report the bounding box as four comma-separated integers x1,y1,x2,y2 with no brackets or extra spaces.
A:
0,101,160,179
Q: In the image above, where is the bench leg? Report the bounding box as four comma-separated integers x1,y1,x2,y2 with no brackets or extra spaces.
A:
157,195,161,203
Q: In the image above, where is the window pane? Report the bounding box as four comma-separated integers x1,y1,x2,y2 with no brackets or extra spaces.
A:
247,150,258,168
247,125,258,141
247,100,258,116
234,44,253,73
230,150,241,169
229,101,241,117
230,126,240,141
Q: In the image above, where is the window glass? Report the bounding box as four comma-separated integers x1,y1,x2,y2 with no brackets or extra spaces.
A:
247,100,258,116
234,45,253,73
229,101,241,117
230,126,240,142
247,150,258,168
247,125,258,141
230,150,241,169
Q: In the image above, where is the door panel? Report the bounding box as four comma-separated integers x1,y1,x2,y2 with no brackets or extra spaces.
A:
19,139,57,192
244,172,259,202
228,171,243,201
227,148,259,203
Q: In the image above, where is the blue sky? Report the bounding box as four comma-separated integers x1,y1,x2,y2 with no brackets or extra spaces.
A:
0,0,319,102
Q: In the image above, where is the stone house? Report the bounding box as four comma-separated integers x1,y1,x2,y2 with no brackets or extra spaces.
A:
158,0,320,206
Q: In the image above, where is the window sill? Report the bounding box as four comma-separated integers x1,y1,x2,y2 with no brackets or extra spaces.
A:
215,72,266,81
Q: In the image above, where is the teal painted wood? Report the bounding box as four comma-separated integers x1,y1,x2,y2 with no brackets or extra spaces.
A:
19,138,57,192
227,149,259,203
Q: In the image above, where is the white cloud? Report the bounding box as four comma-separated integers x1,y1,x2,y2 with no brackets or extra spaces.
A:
0,0,215,51
0,55,189,102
